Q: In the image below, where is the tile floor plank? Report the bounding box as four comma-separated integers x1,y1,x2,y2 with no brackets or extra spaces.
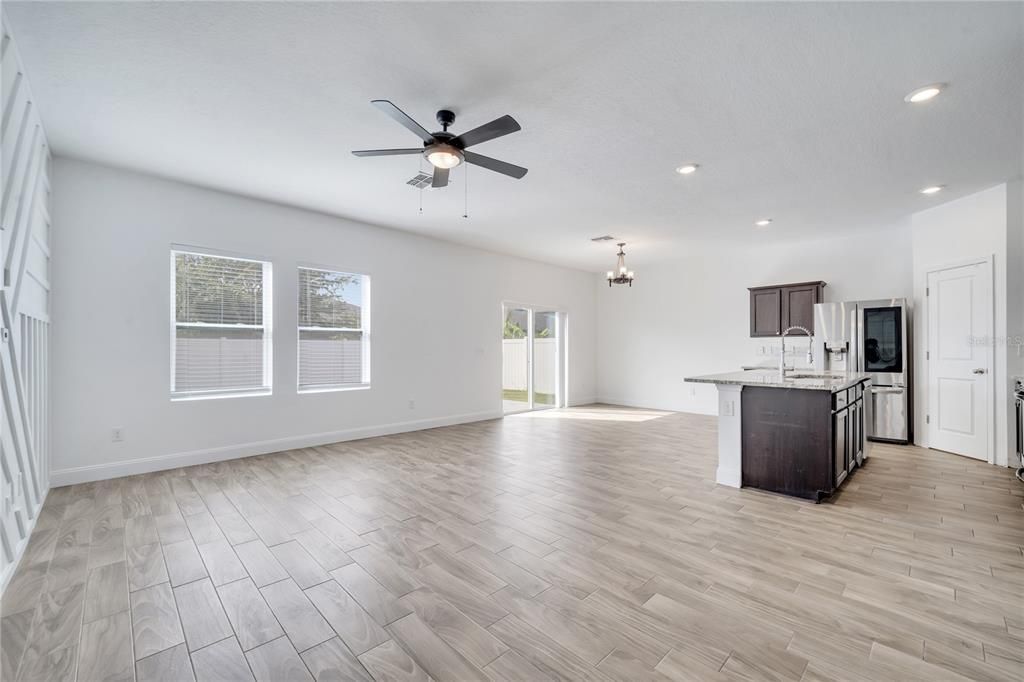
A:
304,579,390,656
217,578,284,651
77,610,134,682
1,608,35,682
83,560,130,623
331,562,413,626
245,635,313,681
174,578,234,652
163,539,208,587
15,583,86,682
292,527,354,572
260,578,335,652
357,640,432,682
135,642,195,682
131,581,186,660
196,539,249,586
190,636,254,682
300,637,373,682
234,540,289,587
127,542,169,592
399,587,508,669
271,540,331,589
386,613,485,681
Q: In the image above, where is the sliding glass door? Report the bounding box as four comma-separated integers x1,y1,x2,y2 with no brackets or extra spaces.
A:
532,310,558,408
502,305,563,414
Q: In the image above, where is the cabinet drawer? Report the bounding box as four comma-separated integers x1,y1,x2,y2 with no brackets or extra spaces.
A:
833,389,849,410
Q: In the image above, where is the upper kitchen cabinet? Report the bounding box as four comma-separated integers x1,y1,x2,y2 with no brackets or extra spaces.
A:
748,281,826,337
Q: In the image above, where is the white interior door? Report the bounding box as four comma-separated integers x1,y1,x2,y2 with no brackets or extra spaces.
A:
927,260,992,460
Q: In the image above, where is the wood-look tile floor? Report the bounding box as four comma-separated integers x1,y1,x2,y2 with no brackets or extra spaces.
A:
3,405,1022,681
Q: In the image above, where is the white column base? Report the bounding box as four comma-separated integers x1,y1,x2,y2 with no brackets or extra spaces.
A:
715,384,743,488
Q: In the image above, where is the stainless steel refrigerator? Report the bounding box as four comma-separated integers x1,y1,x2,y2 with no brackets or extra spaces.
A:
814,299,912,444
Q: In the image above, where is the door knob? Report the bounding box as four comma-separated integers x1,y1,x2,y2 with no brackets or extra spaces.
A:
972,368,987,374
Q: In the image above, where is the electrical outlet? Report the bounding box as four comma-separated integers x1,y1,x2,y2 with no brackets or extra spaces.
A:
407,399,415,410
723,400,735,417
112,427,124,442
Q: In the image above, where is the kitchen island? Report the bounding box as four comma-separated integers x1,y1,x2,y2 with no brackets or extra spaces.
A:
686,369,872,501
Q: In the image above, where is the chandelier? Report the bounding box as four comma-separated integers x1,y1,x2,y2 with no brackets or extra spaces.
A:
606,242,635,287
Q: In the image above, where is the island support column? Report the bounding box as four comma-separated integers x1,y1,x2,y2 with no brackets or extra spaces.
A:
716,384,743,488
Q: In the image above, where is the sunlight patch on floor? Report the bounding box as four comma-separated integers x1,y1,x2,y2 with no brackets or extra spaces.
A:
507,405,674,422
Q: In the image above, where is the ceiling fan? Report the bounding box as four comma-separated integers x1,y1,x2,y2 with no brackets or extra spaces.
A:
352,100,528,188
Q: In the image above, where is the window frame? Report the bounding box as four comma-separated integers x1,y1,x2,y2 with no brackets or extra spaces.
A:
296,265,371,394
169,246,274,401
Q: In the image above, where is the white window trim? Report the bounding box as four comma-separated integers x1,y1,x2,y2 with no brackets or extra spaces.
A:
296,267,371,394
170,248,274,401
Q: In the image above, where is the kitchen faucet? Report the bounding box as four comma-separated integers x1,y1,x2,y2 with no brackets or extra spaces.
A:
780,326,814,378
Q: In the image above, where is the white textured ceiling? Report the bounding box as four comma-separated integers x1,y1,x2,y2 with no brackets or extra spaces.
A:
6,2,1022,270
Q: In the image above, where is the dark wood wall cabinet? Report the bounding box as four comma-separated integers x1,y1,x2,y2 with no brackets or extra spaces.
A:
748,281,826,337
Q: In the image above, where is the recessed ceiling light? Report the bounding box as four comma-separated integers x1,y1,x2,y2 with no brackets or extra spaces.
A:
920,185,944,195
755,219,772,227
905,84,944,103
675,164,699,175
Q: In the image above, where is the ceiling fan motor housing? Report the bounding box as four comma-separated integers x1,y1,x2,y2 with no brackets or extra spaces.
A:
436,109,456,132
352,100,528,185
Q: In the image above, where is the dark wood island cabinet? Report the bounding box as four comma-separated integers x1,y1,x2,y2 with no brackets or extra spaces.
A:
685,369,872,501
741,379,868,500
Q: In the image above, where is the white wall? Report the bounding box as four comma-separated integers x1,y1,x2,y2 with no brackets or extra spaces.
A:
1007,180,1023,467
51,158,597,484
911,184,1012,467
596,225,913,414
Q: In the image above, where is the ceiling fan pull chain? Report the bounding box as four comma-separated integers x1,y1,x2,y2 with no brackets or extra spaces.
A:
419,157,425,215
463,163,469,219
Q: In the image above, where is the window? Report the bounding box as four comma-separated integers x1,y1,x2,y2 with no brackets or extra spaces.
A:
171,249,272,399
298,267,369,391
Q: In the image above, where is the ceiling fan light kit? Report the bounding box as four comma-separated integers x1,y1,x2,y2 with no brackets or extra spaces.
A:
352,100,527,190
426,144,463,169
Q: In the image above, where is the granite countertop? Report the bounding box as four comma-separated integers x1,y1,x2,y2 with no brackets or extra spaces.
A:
685,369,871,392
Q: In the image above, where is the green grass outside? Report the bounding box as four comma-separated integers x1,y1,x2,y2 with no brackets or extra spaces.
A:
502,389,555,405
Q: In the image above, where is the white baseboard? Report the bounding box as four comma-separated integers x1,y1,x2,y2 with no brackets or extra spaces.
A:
567,396,598,407
1,487,49,596
716,465,742,488
50,409,502,487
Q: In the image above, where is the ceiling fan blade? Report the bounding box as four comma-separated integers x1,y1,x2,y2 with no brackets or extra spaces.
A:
432,166,450,188
463,151,528,179
371,100,434,143
351,148,423,157
452,115,521,148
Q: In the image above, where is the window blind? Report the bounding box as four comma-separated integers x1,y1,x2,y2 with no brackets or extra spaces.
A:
298,267,368,389
172,251,271,396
